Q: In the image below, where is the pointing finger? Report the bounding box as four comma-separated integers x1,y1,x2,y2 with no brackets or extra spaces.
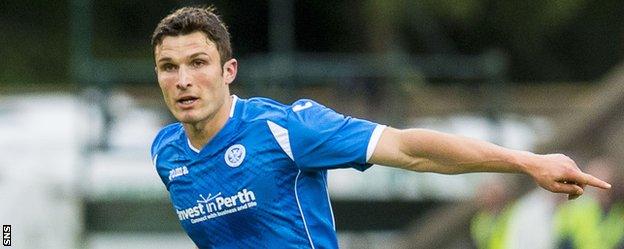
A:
582,173,611,189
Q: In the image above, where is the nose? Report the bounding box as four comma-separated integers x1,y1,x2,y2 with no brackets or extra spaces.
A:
176,67,192,89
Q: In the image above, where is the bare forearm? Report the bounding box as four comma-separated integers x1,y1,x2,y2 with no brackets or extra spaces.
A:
370,128,529,174
397,128,529,174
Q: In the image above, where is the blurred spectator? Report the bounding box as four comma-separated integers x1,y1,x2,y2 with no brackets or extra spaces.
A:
554,157,624,249
470,175,518,249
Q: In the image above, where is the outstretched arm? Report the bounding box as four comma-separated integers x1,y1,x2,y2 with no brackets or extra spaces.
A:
368,127,611,198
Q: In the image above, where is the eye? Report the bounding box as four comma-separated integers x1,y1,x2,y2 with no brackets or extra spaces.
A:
160,63,177,72
191,59,206,68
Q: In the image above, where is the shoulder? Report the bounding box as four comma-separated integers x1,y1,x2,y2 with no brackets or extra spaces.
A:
242,97,289,114
237,97,333,124
236,97,296,123
151,122,184,157
288,99,332,114
286,99,346,126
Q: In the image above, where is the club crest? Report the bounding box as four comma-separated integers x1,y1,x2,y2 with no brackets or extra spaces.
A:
224,144,246,167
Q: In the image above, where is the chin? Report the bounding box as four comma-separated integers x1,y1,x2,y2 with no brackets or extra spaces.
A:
173,112,199,124
179,116,203,125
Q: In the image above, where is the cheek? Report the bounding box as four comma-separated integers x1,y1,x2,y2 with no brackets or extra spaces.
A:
158,79,176,102
195,73,221,90
158,72,177,84
158,75,176,91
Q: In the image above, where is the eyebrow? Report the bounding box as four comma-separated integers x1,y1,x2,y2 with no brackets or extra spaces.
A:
156,52,210,64
157,57,172,64
189,52,209,59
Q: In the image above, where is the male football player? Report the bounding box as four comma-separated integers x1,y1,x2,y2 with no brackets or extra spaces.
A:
150,6,611,249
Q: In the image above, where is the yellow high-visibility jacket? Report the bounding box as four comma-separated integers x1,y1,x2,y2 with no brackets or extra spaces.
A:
471,203,517,249
554,197,624,249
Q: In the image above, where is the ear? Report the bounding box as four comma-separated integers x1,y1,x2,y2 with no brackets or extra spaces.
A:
222,59,238,85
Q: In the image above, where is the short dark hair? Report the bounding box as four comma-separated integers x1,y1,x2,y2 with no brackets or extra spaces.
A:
151,6,232,65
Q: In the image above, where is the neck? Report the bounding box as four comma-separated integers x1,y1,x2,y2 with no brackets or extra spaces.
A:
184,95,233,150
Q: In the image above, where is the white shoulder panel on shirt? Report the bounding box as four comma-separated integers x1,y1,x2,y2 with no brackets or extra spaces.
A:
267,120,294,161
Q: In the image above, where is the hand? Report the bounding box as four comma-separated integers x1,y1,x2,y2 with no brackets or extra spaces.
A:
524,153,611,199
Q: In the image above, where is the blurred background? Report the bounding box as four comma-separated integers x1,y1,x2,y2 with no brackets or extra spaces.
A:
1,0,623,248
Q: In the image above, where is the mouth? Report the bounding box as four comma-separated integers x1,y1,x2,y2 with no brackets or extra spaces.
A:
176,96,199,108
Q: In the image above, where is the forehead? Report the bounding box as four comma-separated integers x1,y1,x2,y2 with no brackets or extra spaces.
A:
155,31,217,60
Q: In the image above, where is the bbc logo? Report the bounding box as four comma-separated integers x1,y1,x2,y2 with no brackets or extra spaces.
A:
2,225,9,246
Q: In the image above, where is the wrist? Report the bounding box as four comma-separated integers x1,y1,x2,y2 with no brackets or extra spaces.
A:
510,150,536,175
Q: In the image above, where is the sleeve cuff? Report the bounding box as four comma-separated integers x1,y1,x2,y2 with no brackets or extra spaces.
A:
366,124,386,163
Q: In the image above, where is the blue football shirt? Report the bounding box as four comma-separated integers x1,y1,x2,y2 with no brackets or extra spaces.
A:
151,96,386,249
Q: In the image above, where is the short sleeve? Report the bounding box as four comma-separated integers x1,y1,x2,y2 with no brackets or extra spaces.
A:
286,99,385,171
